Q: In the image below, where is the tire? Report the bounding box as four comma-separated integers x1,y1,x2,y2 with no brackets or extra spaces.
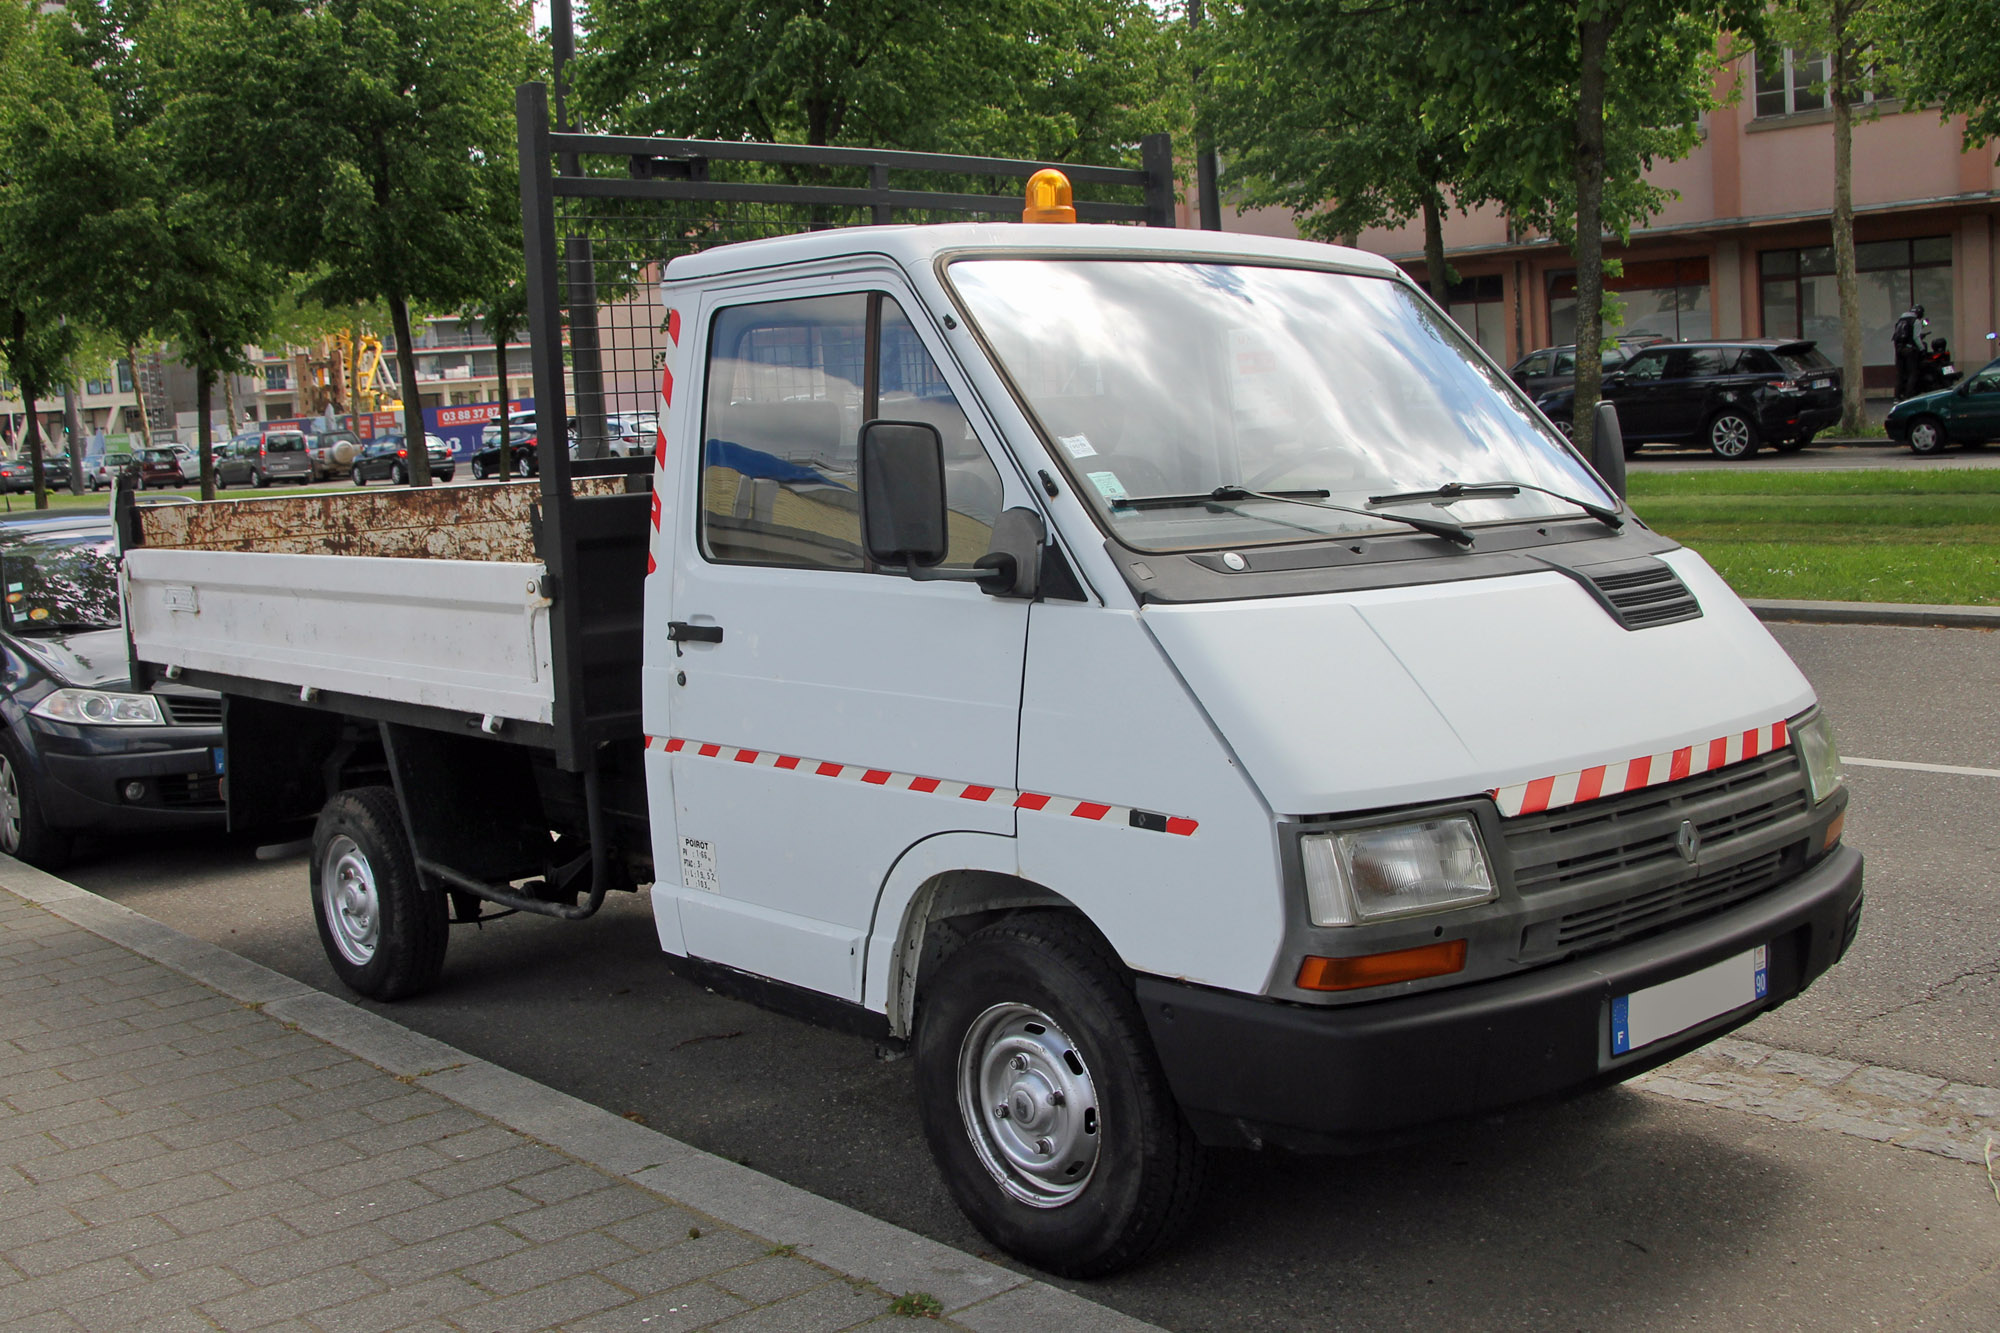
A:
392,463,407,485
913,912,1207,1278
254,469,270,488
215,473,227,491
514,454,533,479
0,734,71,870
1908,416,1948,455
471,458,488,480
309,786,448,1000
1706,410,1758,460
352,467,366,486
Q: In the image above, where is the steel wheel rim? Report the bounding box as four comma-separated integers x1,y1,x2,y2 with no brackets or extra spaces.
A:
320,834,381,966
1711,416,1751,456
0,755,23,854
957,1002,1101,1208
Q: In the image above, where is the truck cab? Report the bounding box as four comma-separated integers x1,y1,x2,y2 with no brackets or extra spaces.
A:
121,216,1860,1280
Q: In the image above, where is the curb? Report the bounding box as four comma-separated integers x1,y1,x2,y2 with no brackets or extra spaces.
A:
0,855,1162,1333
1746,598,2000,629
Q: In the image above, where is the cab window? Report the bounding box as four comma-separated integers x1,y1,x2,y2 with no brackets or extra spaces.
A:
700,292,1000,572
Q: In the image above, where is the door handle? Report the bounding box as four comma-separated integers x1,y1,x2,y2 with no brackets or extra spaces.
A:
667,621,723,644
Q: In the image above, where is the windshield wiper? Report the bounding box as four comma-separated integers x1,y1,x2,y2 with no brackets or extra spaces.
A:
1113,486,1473,547
1367,480,1623,530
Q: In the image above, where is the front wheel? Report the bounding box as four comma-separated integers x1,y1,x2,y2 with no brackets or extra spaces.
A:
310,786,448,1000
914,912,1207,1277
1707,411,1758,460
0,736,71,870
1908,416,1948,455
471,457,489,480
514,454,533,479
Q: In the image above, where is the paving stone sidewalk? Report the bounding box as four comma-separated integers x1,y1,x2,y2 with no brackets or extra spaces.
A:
0,874,1158,1333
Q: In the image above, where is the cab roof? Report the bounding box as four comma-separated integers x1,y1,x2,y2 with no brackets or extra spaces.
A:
660,222,1401,286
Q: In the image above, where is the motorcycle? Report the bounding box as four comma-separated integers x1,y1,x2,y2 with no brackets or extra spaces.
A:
1910,333,1960,395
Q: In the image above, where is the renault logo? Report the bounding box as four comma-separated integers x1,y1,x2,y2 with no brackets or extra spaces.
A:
1676,819,1702,864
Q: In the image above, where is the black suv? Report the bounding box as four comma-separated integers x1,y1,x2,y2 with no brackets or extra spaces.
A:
1536,340,1841,458
1508,334,1668,399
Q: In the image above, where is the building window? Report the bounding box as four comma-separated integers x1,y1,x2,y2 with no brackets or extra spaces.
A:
84,370,114,396
1549,258,1710,345
1754,49,1881,118
116,361,134,393
1443,275,1507,363
1759,236,1951,372
265,365,289,390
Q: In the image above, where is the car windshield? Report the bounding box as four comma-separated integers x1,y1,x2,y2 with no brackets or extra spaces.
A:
947,258,1610,551
0,531,120,631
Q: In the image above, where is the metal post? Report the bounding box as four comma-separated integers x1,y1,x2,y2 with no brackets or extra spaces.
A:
870,163,891,225
518,82,586,769
1141,134,1176,229
550,0,573,133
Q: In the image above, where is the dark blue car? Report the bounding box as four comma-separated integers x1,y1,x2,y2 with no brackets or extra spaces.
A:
0,517,224,867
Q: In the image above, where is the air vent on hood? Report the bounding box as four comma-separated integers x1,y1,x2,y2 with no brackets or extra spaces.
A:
1546,555,1703,630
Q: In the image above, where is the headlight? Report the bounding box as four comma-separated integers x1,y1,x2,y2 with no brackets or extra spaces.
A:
1793,711,1843,803
31,688,167,726
1301,816,1497,926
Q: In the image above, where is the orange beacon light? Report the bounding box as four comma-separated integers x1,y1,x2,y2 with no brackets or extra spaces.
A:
1023,169,1076,224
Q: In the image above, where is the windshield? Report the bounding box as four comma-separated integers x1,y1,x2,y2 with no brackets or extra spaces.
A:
947,259,1612,551
1,532,119,631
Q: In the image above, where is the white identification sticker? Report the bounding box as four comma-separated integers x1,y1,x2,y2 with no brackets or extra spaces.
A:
679,837,719,893
1612,944,1768,1056
1058,433,1097,459
1087,471,1128,502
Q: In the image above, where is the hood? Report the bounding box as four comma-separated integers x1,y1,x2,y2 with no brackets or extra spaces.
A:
1889,387,1954,417
1142,548,1814,816
10,628,132,690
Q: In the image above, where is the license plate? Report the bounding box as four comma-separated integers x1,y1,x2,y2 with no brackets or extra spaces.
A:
1611,945,1767,1056
1810,378,1831,389
1944,365,1957,375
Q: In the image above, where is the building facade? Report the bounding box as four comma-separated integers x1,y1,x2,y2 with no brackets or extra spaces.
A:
1213,51,1999,393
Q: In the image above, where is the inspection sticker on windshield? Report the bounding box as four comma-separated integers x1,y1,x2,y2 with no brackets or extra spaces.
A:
679,836,719,893
1058,434,1097,459
1611,944,1767,1056
1087,471,1128,502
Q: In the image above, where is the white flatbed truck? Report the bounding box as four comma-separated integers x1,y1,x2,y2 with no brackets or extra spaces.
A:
116,95,1862,1276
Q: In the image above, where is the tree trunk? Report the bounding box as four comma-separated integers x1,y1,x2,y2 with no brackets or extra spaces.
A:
23,391,45,511
196,366,215,502
61,380,83,496
491,329,509,483
1570,15,1614,461
388,292,433,486
1422,195,1452,307
221,370,238,438
127,343,153,447
1831,26,1865,435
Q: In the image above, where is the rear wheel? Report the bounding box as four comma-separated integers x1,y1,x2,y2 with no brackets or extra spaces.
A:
352,467,366,486
1908,416,1948,455
1706,410,1758,460
914,912,1207,1277
514,454,533,478
0,736,71,870
392,463,407,485
254,469,270,488
310,786,447,1000
471,457,489,480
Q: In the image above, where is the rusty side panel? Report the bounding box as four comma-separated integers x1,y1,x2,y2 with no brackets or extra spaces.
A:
136,478,625,561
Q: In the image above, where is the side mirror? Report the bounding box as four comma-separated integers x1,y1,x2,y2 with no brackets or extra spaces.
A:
859,420,950,568
1591,399,1627,499
1601,372,1626,389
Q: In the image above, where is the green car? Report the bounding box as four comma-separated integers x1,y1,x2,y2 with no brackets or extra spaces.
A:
1886,357,2000,454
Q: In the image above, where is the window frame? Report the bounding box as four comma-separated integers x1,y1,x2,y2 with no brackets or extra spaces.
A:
692,281,1008,578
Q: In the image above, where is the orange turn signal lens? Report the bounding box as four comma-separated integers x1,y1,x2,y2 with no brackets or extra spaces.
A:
1822,808,1845,852
1022,168,1076,224
1296,939,1468,992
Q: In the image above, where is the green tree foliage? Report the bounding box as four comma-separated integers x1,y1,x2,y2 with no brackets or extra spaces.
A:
1199,1,1490,305
572,0,1180,163
1877,0,2000,148
1424,0,1762,455
165,0,533,484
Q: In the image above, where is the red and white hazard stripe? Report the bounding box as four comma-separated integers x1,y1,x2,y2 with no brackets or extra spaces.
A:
648,308,683,576
645,735,1199,837
1490,719,1791,818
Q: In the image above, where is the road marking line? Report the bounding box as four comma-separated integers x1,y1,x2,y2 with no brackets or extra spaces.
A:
1846,756,2000,779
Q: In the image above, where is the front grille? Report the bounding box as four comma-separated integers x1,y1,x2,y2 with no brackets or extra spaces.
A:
1504,747,1810,960
158,695,222,726
1585,560,1702,629
155,773,223,807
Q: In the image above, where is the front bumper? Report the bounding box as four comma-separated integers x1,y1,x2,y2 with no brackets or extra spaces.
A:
1138,844,1863,1152
32,722,227,833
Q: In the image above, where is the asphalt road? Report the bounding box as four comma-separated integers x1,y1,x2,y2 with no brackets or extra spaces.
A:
58,621,2000,1331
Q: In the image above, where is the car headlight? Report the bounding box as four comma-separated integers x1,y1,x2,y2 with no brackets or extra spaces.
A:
1301,816,1497,926
31,688,167,726
1793,710,1843,804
